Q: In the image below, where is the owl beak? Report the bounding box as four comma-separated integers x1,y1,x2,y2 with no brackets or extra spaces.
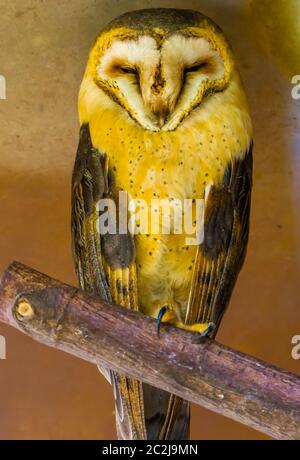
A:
143,91,171,128
158,113,168,128
153,105,170,128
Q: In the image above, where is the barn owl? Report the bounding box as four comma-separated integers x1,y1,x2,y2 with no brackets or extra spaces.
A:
72,8,252,440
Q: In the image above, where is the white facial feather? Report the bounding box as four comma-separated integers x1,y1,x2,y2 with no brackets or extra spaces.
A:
161,36,225,130
98,36,160,131
97,34,226,131
163,36,223,67
98,36,159,78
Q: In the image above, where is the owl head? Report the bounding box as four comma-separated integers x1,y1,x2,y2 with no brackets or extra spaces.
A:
84,9,235,131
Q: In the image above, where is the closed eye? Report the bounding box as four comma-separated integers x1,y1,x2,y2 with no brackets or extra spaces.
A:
119,66,138,74
185,62,208,73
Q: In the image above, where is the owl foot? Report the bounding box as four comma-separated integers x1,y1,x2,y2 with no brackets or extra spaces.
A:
156,305,216,338
192,322,216,342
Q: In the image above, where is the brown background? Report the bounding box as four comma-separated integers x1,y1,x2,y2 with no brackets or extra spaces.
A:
0,0,299,439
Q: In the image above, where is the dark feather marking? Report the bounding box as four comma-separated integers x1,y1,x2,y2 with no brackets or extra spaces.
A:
73,125,135,270
71,124,111,300
187,144,253,329
204,272,211,284
101,231,135,270
211,146,253,323
201,147,252,261
103,8,224,37
201,186,234,259
72,124,107,216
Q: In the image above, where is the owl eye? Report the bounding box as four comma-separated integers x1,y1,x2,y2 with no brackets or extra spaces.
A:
185,63,207,73
119,66,137,75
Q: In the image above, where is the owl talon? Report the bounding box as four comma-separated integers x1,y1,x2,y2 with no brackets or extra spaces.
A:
193,322,216,342
157,305,168,336
200,321,216,337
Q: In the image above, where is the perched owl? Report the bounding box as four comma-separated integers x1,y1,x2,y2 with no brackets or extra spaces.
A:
72,9,252,440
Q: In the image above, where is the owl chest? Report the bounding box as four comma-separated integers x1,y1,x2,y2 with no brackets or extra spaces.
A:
107,133,228,247
98,128,231,298
113,145,208,203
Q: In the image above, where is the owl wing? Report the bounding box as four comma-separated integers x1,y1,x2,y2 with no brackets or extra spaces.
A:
71,124,111,300
71,124,146,440
185,145,253,330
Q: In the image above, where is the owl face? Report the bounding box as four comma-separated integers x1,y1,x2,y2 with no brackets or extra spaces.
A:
86,10,234,131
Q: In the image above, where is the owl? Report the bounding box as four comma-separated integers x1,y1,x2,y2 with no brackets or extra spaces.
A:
72,8,253,440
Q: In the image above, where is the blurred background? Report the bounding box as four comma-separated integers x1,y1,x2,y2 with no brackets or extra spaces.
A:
0,0,299,440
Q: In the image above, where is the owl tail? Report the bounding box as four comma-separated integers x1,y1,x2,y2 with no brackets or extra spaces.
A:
111,374,190,440
142,383,190,440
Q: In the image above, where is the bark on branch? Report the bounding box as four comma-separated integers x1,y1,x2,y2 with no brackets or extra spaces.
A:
0,261,299,440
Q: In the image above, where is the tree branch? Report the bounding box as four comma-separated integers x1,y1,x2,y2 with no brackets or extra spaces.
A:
0,261,299,440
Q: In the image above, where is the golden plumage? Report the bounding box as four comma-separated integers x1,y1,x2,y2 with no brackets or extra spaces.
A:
72,8,253,440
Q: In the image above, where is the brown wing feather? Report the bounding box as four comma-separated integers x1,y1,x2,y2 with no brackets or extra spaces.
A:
72,125,110,299
186,145,253,331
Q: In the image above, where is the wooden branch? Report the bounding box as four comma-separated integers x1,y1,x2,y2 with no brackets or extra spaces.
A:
0,262,299,440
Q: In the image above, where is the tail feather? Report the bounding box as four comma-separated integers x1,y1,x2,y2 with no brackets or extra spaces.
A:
112,372,146,440
143,384,190,440
108,356,191,440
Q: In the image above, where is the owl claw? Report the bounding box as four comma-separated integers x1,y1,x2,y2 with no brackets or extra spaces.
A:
156,305,168,337
193,322,216,343
200,321,216,337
